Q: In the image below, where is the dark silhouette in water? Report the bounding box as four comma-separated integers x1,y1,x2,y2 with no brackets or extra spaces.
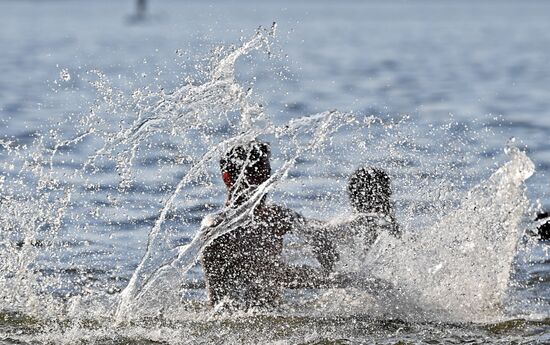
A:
346,167,400,241
283,167,402,290
313,167,401,277
200,140,332,308
137,0,146,17
535,212,550,241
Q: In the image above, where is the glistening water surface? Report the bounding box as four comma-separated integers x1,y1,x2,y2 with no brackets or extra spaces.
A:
0,1,549,344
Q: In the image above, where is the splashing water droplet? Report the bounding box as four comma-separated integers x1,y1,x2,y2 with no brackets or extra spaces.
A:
59,69,71,81
505,136,518,155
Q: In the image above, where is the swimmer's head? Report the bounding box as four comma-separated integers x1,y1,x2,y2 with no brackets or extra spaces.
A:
348,167,392,214
220,140,271,192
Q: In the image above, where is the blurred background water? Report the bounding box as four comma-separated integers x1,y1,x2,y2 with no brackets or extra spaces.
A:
0,0,549,344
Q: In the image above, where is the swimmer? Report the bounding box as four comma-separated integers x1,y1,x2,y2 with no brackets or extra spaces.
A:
136,0,146,16
200,140,332,308
346,167,400,241
317,167,401,276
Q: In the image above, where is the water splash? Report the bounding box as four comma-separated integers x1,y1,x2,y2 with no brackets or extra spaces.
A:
0,25,547,345
362,143,535,322
59,69,71,82
1,26,280,319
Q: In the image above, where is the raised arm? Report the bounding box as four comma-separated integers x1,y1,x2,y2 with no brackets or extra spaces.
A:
271,205,340,274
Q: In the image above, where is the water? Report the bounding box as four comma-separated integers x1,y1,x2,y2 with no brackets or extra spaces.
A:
1,0,550,344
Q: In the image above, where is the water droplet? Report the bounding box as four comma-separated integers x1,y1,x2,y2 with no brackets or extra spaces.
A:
59,69,71,81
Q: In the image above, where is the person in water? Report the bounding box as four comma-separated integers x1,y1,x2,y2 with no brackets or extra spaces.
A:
346,167,400,241
200,140,333,308
316,166,400,277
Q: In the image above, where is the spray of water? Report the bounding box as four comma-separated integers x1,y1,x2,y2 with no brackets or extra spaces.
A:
361,142,534,321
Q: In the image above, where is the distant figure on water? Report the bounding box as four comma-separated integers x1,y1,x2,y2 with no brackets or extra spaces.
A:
200,140,333,309
136,0,147,17
126,0,148,23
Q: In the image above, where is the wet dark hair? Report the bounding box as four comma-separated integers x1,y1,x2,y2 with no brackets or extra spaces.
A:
219,140,271,189
348,167,392,214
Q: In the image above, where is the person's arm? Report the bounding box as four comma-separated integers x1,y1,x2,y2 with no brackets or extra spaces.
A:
275,206,340,273
310,227,339,273
280,265,395,291
280,264,328,289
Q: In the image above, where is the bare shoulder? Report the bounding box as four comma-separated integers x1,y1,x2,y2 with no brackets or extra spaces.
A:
259,204,304,235
265,203,298,216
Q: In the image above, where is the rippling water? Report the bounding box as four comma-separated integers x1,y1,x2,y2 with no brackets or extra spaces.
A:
0,0,549,344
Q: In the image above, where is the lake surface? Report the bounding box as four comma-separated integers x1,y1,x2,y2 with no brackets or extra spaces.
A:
0,0,549,344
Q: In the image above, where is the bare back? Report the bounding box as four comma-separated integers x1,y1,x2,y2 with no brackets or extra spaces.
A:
200,204,299,308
